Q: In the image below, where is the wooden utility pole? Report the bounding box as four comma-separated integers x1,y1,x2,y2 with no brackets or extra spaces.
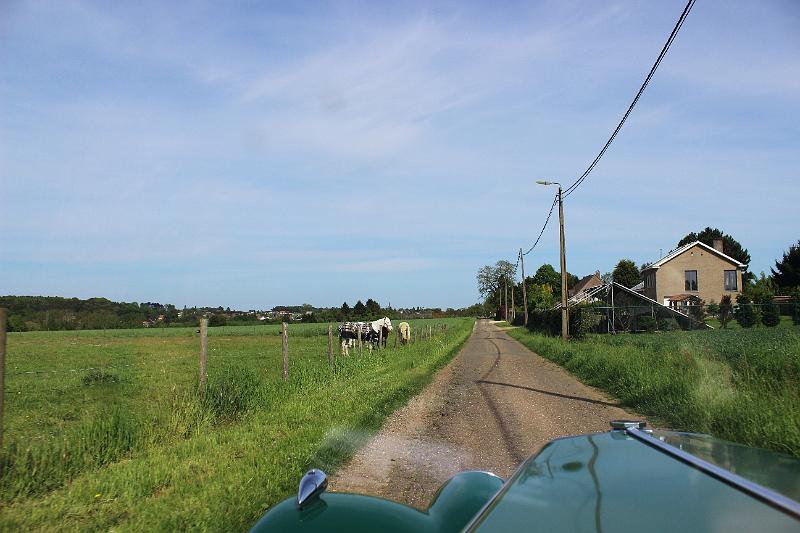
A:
199,318,208,392
511,283,515,323
0,309,6,448
327,325,333,366
281,322,289,381
557,186,569,341
504,280,508,322
520,249,528,326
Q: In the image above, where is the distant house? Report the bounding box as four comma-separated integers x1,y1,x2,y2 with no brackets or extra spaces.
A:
569,271,603,298
641,239,746,306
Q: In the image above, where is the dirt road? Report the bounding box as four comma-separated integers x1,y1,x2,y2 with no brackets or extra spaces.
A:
330,320,641,508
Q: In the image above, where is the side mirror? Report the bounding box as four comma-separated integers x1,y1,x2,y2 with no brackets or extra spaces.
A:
297,469,328,509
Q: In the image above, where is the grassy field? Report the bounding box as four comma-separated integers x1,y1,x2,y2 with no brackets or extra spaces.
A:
1,318,475,531
506,325,800,457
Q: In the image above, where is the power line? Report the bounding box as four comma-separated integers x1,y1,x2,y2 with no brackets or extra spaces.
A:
563,0,696,199
522,194,558,256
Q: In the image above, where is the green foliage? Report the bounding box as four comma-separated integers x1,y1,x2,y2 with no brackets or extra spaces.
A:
706,300,720,316
761,299,781,327
719,295,733,328
688,298,706,324
771,240,800,291
353,300,367,317
612,259,640,288
572,305,603,338
658,317,679,331
793,298,800,326
506,327,800,458
533,264,560,290
636,316,658,332
734,294,757,328
208,313,227,327
365,298,381,317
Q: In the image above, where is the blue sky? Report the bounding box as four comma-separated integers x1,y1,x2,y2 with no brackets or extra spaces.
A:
1,0,798,309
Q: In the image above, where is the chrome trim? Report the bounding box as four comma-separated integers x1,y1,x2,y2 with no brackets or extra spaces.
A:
297,469,328,509
626,427,800,520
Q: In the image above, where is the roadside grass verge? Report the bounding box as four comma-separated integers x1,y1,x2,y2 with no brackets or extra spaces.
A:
505,326,800,457
1,318,474,531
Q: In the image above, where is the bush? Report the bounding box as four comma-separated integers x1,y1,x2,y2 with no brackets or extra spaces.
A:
572,305,603,338
719,295,733,328
735,294,757,328
658,317,679,331
761,299,780,327
637,316,658,332
793,299,800,326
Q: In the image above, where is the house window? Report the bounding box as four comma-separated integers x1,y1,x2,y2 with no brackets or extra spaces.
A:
685,270,698,291
724,270,738,291
645,272,655,288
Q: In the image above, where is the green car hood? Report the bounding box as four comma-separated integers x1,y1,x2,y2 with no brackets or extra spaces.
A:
467,430,800,532
252,429,800,532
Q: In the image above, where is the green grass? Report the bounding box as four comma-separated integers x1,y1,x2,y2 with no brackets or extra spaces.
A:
506,325,800,457
1,318,474,531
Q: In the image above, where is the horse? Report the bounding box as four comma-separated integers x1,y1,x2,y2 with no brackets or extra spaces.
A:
338,317,393,355
397,322,410,345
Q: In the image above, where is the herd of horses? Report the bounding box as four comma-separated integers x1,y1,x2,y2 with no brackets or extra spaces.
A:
337,317,410,356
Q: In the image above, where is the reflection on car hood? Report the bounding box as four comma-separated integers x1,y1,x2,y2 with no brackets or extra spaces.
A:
467,430,800,533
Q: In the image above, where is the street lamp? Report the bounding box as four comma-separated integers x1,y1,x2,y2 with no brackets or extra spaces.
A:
537,180,569,341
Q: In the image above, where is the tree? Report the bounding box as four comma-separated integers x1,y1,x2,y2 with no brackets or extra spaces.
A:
719,295,733,328
678,227,751,282
533,264,560,290
761,298,780,327
339,302,351,320
734,294,756,328
353,300,367,318
612,259,640,288
771,240,800,291
365,298,381,317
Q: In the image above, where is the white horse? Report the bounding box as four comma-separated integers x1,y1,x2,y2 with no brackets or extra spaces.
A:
397,322,410,345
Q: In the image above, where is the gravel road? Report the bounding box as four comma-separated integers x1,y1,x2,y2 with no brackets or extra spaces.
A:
330,319,642,508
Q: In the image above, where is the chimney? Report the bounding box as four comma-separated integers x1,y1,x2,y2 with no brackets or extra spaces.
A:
713,239,724,253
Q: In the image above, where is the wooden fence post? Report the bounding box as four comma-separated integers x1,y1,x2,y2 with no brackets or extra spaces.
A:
199,317,208,393
327,325,333,366
428,325,432,339
0,309,6,449
282,323,289,381
378,325,383,350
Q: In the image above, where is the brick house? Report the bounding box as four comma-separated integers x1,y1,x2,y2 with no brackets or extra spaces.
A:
641,239,746,306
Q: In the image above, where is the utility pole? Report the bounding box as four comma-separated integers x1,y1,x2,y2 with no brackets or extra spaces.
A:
537,180,569,340
520,249,528,327
504,279,508,322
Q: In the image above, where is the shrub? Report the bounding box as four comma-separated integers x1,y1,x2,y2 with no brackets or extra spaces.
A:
719,295,733,328
707,300,720,316
637,316,658,332
659,317,679,331
760,302,779,327
793,298,800,326
735,294,757,328
572,305,603,338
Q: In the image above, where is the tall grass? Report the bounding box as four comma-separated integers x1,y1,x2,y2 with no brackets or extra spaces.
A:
0,318,474,531
506,327,800,457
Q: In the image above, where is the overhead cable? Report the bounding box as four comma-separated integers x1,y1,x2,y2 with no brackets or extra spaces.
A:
563,0,696,198
522,194,558,256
